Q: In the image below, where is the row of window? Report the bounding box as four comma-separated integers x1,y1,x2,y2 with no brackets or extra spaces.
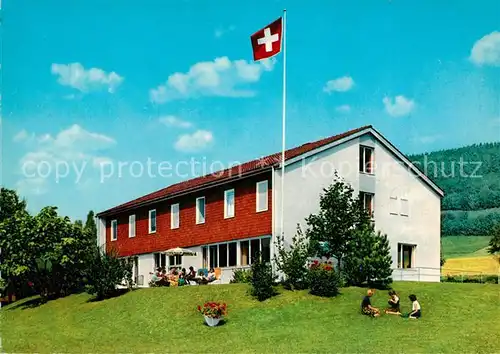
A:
358,192,410,218
150,237,272,270
110,180,269,241
202,237,271,269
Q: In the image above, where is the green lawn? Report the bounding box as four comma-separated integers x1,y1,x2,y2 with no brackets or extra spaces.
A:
2,282,499,353
441,236,492,258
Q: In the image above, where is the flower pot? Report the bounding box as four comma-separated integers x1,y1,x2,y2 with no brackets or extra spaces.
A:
204,316,222,327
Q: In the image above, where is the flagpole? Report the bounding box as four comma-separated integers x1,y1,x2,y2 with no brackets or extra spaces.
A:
280,9,287,238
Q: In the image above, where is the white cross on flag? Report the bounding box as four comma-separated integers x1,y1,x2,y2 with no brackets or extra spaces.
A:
250,17,283,61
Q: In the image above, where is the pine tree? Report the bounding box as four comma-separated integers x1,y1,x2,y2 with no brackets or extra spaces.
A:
84,211,97,237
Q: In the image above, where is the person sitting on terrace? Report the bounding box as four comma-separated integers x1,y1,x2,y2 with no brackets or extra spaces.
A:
186,266,196,281
205,268,216,282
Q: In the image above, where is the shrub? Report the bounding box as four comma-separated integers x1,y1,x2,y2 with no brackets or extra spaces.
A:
250,252,277,301
308,260,340,297
85,248,134,300
197,302,227,318
441,274,498,284
230,269,252,283
343,228,393,289
274,226,310,290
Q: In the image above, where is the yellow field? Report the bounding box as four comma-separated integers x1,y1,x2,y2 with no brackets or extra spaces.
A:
442,255,500,275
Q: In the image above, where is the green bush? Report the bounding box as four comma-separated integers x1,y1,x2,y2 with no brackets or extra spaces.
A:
250,253,277,301
308,261,340,297
274,226,310,290
85,248,134,300
230,268,252,283
441,274,498,284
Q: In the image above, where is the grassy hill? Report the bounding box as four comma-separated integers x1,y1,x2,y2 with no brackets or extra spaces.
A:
2,283,499,353
409,142,500,236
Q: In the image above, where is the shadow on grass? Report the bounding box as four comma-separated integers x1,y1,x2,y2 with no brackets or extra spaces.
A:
6,297,45,310
86,288,132,303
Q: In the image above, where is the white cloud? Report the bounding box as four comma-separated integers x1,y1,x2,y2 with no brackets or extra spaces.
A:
16,124,116,195
469,31,500,66
13,129,34,142
412,134,442,144
335,105,351,113
491,117,500,126
174,130,214,152
159,115,193,129
383,95,415,117
215,25,235,38
150,56,275,103
51,62,124,93
323,76,354,93
16,177,48,196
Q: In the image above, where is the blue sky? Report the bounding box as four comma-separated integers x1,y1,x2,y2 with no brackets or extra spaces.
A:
2,0,500,221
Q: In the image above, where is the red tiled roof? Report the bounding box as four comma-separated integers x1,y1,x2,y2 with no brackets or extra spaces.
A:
97,125,372,216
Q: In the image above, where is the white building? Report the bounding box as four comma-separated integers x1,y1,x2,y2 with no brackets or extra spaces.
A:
97,125,443,285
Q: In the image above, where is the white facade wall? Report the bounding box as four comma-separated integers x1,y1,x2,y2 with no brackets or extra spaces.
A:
273,132,442,282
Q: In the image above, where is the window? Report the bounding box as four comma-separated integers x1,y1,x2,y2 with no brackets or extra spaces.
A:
389,196,398,215
261,238,271,263
359,145,374,174
228,242,237,267
196,197,206,224
251,239,260,262
209,245,218,268
240,240,250,266
169,255,182,269
359,192,374,218
224,189,235,218
240,237,271,265
154,253,167,271
397,244,415,269
400,198,409,216
202,246,208,268
129,214,136,238
202,242,237,269
171,203,179,229
219,243,228,268
256,180,268,212
111,220,118,241
149,209,157,233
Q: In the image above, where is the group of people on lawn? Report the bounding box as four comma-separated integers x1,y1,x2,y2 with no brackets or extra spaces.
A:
150,266,217,286
361,289,422,319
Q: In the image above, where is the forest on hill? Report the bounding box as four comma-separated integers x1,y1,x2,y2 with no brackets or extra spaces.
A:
409,142,500,236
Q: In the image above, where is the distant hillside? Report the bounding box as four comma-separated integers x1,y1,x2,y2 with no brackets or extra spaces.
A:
409,142,500,236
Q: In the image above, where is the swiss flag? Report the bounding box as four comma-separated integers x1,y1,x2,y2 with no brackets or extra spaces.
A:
250,17,283,61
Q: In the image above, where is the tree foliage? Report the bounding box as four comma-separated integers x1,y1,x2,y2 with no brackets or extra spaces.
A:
487,224,500,256
0,188,105,302
274,225,310,290
343,228,393,288
250,252,277,301
85,247,134,300
306,172,373,271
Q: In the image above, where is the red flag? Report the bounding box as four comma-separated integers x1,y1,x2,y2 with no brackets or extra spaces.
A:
250,17,282,61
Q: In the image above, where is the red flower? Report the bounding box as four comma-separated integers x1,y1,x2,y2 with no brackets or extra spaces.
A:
197,305,201,311
27,281,34,287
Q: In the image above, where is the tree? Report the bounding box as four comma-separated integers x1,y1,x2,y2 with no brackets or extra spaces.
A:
440,239,446,267
0,187,27,223
85,247,134,300
487,224,500,263
274,225,310,290
250,252,277,301
84,211,97,238
306,173,373,271
343,228,393,288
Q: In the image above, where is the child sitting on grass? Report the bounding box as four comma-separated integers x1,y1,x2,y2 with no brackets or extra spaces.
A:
361,289,380,317
408,294,421,319
385,290,401,315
